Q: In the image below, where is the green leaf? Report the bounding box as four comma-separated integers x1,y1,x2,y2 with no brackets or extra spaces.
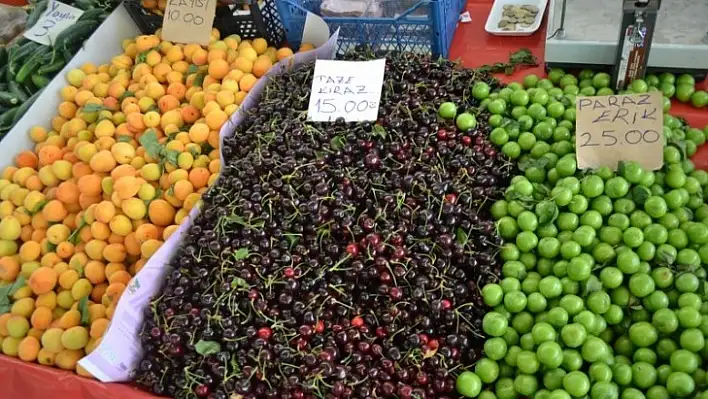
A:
231,277,248,290
657,250,676,265
82,104,108,113
0,276,26,313
583,276,603,294
330,135,345,151
68,218,88,245
234,248,249,260
118,91,135,102
139,129,163,161
372,124,387,139
163,149,180,166
78,296,90,326
230,355,241,373
505,189,532,203
193,72,206,88
117,135,133,143
30,199,48,215
631,186,651,205
518,157,549,172
532,183,551,197
284,233,300,247
535,200,559,225
8,276,26,296
455,227,468,246
195,340,221,356
137,51,148,64
187,64,199,74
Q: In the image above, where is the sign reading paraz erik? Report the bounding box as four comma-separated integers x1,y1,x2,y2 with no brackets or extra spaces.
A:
24,0,84,45
162,0,216,45
575,92,664,171
307,59,386,122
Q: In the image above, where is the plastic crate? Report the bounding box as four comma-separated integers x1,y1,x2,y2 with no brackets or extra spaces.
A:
275,0,462,57
125,0,285,46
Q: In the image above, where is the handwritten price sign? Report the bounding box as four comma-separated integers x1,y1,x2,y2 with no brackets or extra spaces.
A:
307,59,386,122
162,0,216,45
576,92,664,171
24,0,84,46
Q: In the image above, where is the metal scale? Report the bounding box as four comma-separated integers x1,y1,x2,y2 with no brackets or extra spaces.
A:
545,0,708,85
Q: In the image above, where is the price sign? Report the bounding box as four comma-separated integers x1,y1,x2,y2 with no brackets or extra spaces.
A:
576,92,664,171
307,59,386,122
24,0,84,46
162,0,217,45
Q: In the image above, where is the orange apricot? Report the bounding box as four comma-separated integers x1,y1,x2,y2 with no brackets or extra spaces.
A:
188,167,211,189
16,151,39,169
147,200,175,227
0,256,20,281
28,267,59,295
42,200,69,223
56,181,80,204
30,306,53,330
89,150,117,173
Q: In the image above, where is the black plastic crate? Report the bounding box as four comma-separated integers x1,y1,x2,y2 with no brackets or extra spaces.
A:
125,0,285,46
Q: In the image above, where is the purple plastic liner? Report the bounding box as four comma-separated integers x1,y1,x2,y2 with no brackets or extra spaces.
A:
79,30,340,383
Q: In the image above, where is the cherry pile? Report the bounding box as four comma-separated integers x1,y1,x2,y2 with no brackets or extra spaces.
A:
135,53,511,399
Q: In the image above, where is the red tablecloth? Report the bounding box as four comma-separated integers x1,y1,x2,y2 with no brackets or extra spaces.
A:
0,2,706,398
0,356,154,399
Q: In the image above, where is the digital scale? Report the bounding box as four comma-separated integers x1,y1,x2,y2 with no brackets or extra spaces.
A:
545,0,708,86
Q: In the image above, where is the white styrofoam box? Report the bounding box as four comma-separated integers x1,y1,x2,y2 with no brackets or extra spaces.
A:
485,0,548,36
0,4,141,171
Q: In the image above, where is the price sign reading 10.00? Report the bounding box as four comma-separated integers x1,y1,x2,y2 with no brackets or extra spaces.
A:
575,92,664,171
161,0,216,46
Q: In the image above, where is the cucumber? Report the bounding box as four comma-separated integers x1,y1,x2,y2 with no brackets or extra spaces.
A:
77,8,106,22
72,0,95,10
0,47,7,67
31,74,51,89
0,92,20,107
8,81,30,102
0,107,20,130
36,59,66,75
15,48,50,84
53,20,100,51
10,42,41,67
26,0,49,29
12,89,44,125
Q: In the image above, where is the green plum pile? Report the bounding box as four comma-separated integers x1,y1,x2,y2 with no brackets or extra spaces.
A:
545,69,706,109
453,69,708,399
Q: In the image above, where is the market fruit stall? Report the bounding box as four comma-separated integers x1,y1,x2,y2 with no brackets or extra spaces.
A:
0,1,707,398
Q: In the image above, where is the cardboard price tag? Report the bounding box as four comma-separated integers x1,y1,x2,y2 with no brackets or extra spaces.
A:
162,0,217,45
576,92,664,171
24,0,84,46
307,59,386,122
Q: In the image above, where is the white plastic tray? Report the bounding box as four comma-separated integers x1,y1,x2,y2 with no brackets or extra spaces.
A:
485,0,548,36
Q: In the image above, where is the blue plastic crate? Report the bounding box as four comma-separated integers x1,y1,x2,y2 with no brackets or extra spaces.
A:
457,0,467,14
275,0,463,57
